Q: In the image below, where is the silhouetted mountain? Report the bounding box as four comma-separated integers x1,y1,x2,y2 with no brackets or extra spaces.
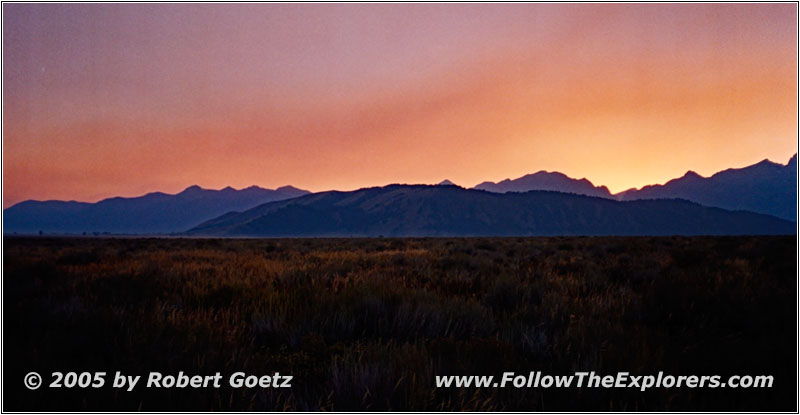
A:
187,185,793,237
616,154,797,221
474,171,613,198
3,185,310,234
437,179,457,186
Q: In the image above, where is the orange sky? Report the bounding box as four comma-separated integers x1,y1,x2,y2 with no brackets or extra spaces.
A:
3,3,797,207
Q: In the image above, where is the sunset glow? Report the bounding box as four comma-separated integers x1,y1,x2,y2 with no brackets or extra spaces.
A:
3,3,797,207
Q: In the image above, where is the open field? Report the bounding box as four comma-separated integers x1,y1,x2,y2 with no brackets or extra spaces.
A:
3,236,796,411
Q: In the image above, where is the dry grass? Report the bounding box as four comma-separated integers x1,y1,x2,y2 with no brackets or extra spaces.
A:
3,236,796,411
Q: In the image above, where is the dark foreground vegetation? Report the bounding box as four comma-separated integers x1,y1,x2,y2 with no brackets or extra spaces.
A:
4,236,796,411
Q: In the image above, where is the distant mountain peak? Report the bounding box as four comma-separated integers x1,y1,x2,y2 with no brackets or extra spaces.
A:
752,158,782,169
274,185,311,198
438,179,456,186
474,170,612,198
181,185,205,194
276,185,305,192
682,170,703,179
787,154,797,168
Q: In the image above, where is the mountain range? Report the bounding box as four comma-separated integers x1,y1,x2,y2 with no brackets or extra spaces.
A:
615,155,796,221
187,184,793,237
474,171,613,198
472,154,797,221
3,154,796,236
3,185,309,234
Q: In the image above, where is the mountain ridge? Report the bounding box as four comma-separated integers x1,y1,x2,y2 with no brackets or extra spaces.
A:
5,154,796,235
4,185,310,234
473,170,613,198
616,154,796,220
186,184,794,237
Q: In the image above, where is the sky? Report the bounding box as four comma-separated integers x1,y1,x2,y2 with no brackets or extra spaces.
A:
3,3,797,206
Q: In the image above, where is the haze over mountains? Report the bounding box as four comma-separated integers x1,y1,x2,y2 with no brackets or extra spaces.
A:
3,154,796,236
3,185,309,234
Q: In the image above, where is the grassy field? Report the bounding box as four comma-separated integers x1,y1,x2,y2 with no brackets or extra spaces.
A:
3,236,796,411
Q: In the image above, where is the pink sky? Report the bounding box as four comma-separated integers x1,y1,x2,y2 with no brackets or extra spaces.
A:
3,3,797,206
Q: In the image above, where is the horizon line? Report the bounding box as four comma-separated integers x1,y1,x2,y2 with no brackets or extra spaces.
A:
4,151,796,208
